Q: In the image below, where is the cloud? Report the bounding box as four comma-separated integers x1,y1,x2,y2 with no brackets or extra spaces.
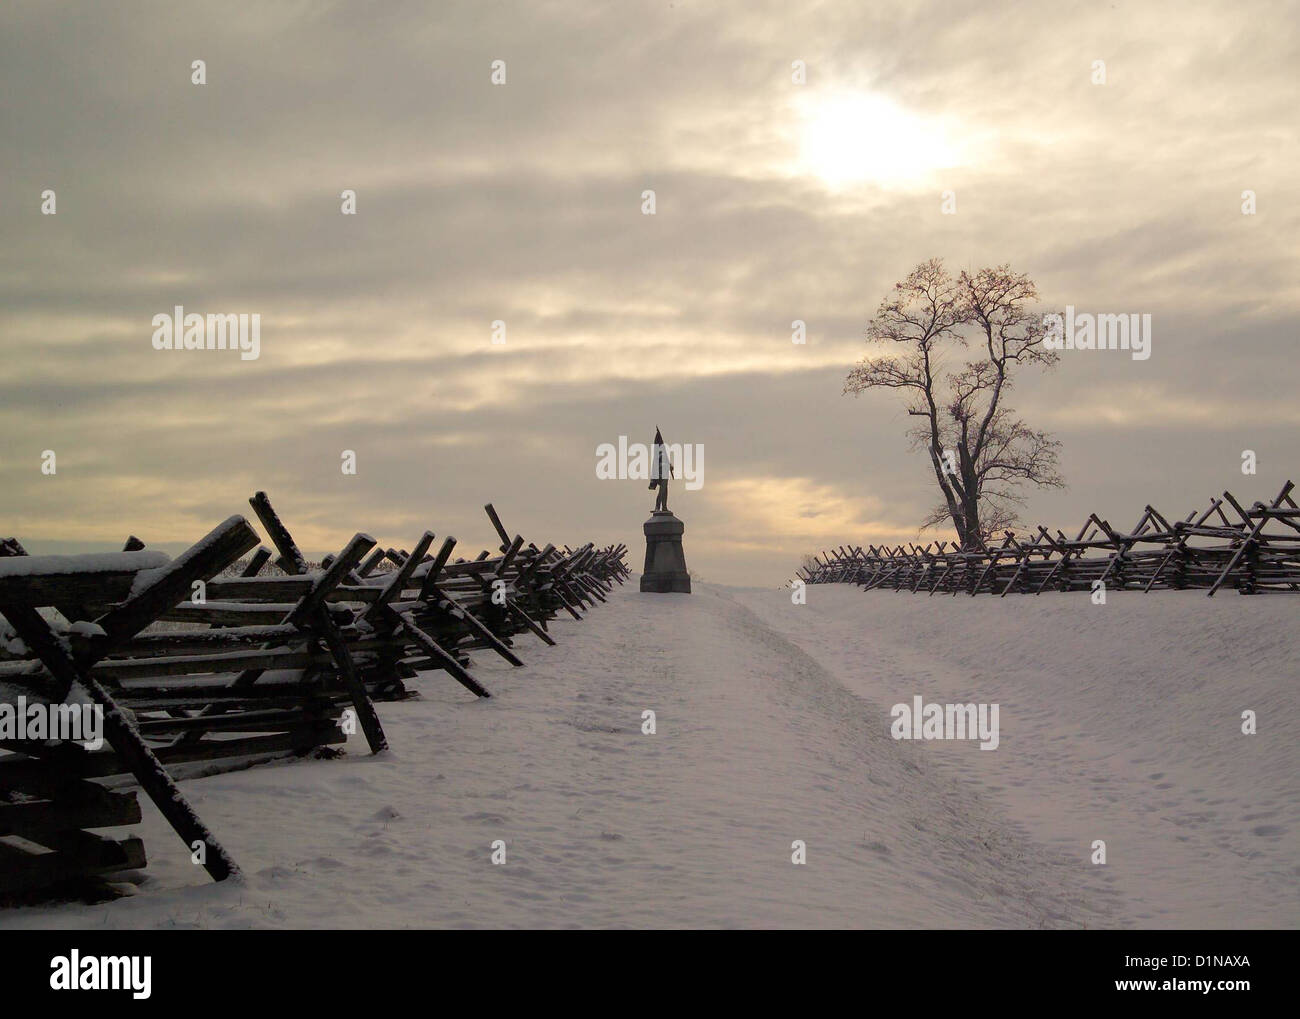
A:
1,0,1297,585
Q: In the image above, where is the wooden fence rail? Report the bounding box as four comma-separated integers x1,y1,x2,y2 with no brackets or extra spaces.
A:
0,493,628,901
796,480,1300,597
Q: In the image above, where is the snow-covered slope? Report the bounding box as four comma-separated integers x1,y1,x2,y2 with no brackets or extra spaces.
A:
731,584,1299,928
3,582,1294,929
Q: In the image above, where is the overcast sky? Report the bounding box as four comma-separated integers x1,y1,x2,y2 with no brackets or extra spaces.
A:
1,1,1296,585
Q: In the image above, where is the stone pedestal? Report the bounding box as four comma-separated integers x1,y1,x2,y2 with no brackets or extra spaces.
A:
640,510,691,593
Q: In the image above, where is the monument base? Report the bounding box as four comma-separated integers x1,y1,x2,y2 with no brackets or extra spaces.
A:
640,510,691,593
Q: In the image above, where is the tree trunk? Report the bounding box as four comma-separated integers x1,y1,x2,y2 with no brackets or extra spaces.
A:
931,450,968,547
957,444,981,549
962,500,982,549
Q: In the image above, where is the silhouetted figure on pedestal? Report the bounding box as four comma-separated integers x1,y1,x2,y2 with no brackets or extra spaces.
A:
649,426,672,513
641,425,690,593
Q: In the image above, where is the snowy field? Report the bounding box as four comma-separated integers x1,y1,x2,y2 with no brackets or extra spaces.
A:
2,582,1296,929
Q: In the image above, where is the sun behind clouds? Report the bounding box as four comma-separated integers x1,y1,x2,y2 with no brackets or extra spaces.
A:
796,90,961,189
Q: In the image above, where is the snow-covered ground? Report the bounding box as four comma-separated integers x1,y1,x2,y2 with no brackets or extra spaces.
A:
733,584,1299,929
3,582,1295,929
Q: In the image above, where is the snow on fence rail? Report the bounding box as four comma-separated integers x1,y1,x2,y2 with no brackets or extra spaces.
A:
798,479,1300,597
0,492,627,901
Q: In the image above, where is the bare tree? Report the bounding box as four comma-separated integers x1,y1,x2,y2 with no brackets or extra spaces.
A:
844,258,1064,548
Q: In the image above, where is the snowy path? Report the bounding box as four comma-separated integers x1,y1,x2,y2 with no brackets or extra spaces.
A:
5,581,1292,928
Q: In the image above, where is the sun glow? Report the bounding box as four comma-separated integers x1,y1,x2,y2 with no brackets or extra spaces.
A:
798,92,959,189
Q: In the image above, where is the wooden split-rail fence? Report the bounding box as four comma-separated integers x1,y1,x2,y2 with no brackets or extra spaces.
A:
797,479,1300,597
0,493,628,901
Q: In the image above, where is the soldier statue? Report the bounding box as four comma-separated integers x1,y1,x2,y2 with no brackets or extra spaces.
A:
648,426,673,513
640,424,690,592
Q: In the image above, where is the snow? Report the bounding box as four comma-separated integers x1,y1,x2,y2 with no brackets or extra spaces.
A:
125,515,251,597
169,601,309,613
1,582,1294,929
0,675,94,708
0,550,169,578
0,678,44,704
0,620,25,657
733,584,1300,928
